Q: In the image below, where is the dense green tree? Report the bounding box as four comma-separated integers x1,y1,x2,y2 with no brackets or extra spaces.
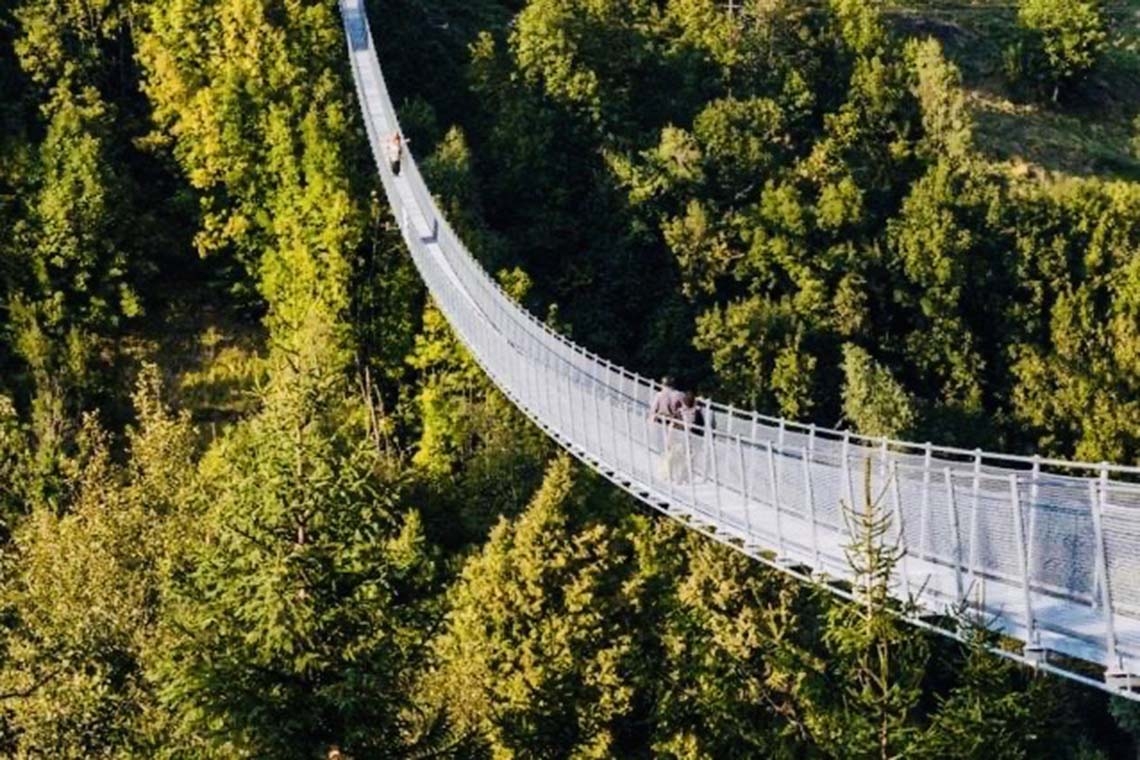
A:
840,343,915,438
884,160,1012,445
14,0,136,97
1010,180,1140,462
154,362,437,758
1017,0,1107,101
7,82,144,492
906,38,972,163
511,0,665,137
139,0,365,297
0,367,195,757
917,630,1065,759
433,456,656,757
652,530,823,758
800,467,928,759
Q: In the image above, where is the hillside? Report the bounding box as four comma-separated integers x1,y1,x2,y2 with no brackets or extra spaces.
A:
896,0,1140,178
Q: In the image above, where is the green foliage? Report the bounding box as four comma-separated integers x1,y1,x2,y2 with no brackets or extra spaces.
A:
652,529,823,758
1017,0,1108,99
907,38,972,162
829,0,887,59
14,0,134,93
155,364,436,758
918,629,1059,759
841,344,915,438
23,85,140,332
139,0,366,323
512,0,661,133
0,395,29,543
0,366,196,757
432,456,650,757
1010,180,1140,461
6,80,143,450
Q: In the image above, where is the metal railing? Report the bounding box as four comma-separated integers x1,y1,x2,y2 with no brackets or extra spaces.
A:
339,0,1140,697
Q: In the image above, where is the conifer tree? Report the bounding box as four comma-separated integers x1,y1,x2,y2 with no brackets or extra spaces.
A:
806,462,928,758
432,455,654,757
154,360,438,758
0,366,196,756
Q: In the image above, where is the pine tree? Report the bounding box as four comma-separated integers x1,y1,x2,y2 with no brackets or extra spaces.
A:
0,366,196,757
154,362,437,758
431,455,654,757
806,461,928,759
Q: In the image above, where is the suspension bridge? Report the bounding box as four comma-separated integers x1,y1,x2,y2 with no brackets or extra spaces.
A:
339,0,1140,699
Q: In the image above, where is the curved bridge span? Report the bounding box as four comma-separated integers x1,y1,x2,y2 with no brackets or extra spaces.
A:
340,0,1140,698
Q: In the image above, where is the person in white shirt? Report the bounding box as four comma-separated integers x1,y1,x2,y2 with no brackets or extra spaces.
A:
648,376,685,481
385,131,404,176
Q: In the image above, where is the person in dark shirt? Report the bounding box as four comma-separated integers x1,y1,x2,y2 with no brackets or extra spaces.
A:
677,390,706,483
680,391,704,433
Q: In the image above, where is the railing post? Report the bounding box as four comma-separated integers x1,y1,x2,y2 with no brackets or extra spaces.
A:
588,364,604,465
704,403,719,480
842,432,856,535
891,462,910,598
709,430,724,527
1089,467,1120,676
1028,454,1041,593
968,449,982,594
577,361,591,450
736,434,754,545
621,400,637,485
1009,473,1038,650
776,419,787,511
643,407,661,496
920,442,932,561
604,364,620,471
879,437,889,501
767,441,784,558
683,421,699,511
583,361,599,455
561,360,576,444
524,335,538,415
569,357,584,445
945,467,964,602
665,422,678,502
622,380,642,485
803,431,820,570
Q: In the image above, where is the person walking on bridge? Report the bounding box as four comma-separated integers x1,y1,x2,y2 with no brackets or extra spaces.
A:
649,376,685,482
677,390,706,484
386,130,405,176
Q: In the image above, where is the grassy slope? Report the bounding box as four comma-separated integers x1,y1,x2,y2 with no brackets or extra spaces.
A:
892,0,1140,180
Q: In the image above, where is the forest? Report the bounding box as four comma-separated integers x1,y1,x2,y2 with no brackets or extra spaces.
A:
1,0,1140,756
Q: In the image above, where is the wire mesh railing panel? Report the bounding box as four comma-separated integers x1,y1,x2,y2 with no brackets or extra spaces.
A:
1105,511,1140,616
1031,480,1096,600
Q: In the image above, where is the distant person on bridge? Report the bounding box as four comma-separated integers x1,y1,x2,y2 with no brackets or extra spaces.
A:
680,391,705,433
386,130,405,176
649,376,685,482
676,391,706,484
